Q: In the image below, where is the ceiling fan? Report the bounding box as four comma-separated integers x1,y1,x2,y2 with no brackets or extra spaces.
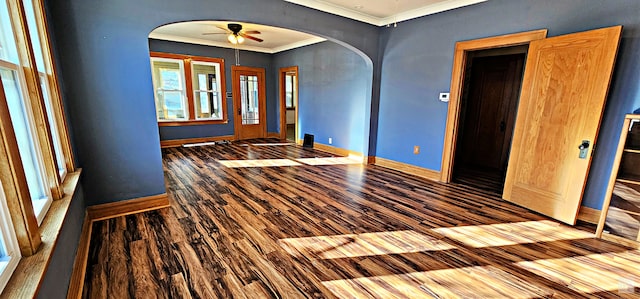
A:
203,23,263,44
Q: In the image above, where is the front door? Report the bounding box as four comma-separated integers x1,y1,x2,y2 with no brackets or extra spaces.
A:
232,66,266,140
503,26,622,224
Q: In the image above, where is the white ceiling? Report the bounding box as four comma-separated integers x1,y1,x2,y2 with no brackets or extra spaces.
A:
149,0,487,53
149,21,326,54
285,0,487,26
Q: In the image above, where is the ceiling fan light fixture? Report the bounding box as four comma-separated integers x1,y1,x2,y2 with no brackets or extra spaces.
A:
228,34,238,44
227,33,245,44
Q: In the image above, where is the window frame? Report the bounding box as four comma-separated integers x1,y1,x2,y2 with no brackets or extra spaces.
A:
191,60,223,121
0,63,53,225
0,0,76,266
150,52,227,126
0,182,21,292
150,57,189,121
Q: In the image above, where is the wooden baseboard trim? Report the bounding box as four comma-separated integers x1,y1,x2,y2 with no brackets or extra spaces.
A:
367,156,375,165
312,142,365,163
266,133,281,139
66,213,92,299
67,193,171,298
373,157,440,181
577,206,601,224
87,193,171,222
2,170,82,299
160,135,234,148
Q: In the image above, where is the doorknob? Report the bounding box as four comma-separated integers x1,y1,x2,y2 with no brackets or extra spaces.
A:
238,108,241,116
578,140,590,159
578,141,590,150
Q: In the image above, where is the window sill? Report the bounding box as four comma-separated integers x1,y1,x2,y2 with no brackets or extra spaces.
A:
2,169,82,298
158,119,228,126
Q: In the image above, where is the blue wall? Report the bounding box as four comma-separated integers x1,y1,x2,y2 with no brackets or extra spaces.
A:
149,39,278,140
274,42,371,154
37,184,86,299
376,0,640,209
44,0,378,205
45,0,640,209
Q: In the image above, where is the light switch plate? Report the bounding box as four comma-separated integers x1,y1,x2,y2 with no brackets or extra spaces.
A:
439,92,450,102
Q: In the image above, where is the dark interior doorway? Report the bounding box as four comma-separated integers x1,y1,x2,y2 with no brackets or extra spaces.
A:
452,46,528,193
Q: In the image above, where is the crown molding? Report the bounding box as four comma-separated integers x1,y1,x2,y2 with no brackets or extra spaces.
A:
285,0,381,25
285,0,487,26
148,33,326,54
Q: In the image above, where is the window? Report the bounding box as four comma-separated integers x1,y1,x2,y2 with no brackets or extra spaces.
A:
192,62,223,120
40,76,66,179
0,183,20,292
240,75,260,125
0,68,52,225
1,0,52,225
285,73,295,108
151,58,188,120
0,0,75,283
23,0,67,180
149,52,226,125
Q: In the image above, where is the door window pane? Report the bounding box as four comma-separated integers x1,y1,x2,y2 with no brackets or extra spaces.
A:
151,59,187,120
240,75,259,125
0,68,50,220
192,62,222,120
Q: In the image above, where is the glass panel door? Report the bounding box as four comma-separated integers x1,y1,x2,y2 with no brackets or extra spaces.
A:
232,66,266,140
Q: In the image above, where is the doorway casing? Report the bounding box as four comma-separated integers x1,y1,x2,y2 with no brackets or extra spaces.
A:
440,29,548,183
279,66,299,142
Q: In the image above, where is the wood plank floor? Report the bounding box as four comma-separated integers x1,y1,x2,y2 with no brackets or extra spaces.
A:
82,139,640,298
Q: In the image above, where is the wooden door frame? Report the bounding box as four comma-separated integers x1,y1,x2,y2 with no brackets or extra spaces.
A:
232,66,267,140
279,66,299,141
440,29,548,183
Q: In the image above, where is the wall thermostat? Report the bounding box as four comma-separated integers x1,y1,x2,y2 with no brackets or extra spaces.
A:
439,92,450,102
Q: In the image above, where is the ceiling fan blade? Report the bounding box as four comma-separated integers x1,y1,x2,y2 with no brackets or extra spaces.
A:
240,33,263,42
216,25,230,32
243,30,261,34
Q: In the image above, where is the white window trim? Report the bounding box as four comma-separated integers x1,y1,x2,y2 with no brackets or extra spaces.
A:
192,61,223,121
150,57,188,121
0,61,53,226
0,182,21,293
39,72,67,181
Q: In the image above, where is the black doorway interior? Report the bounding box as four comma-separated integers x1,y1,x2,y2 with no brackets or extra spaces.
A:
452,46,527,194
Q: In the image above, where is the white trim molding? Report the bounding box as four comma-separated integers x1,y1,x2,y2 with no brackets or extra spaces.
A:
285,0,487,26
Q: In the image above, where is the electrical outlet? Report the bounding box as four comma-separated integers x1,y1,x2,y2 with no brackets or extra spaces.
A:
329,137,332,145
413,146,420,154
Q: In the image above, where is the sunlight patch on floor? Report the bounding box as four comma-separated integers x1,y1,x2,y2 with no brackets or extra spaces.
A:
249,143,295,146
218,156,363,168
433,220,593,248
516,250,640,294
278,230,454,259
295,156,362,166
218,159,302,168
322,265,552,299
